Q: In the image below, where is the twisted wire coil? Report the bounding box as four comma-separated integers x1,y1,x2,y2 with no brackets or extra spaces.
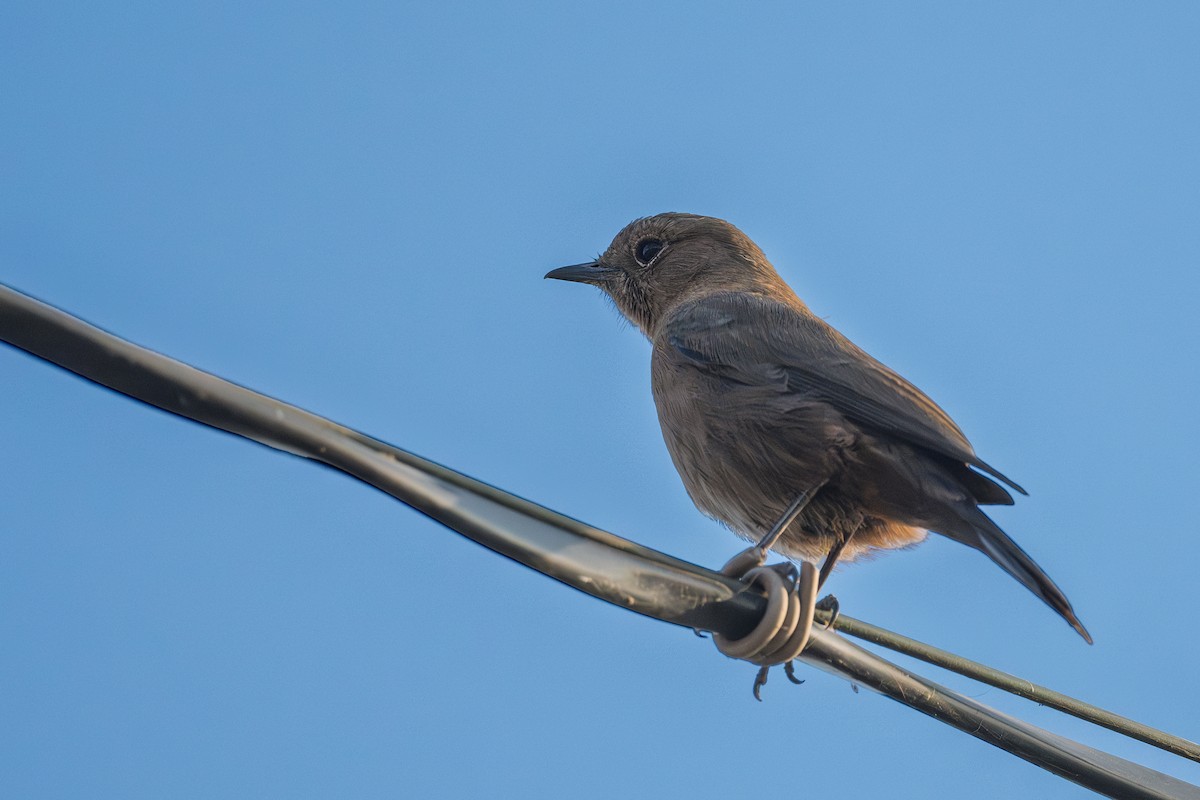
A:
712,550,819,667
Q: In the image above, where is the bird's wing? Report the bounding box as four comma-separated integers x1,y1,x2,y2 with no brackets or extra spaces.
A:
663,292,1026,495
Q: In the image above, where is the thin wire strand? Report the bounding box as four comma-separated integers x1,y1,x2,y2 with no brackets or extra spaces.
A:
822,611,1200,763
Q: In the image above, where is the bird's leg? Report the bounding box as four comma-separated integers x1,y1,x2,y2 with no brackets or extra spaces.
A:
814,523,859,628
754,480,828,554
719,481,826,580
716,489,830,700
816,529,854,590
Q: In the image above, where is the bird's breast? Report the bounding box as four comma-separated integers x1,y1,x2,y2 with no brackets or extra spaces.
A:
651,355,842,530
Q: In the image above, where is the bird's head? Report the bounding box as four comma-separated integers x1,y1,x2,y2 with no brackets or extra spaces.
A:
545,213,793,335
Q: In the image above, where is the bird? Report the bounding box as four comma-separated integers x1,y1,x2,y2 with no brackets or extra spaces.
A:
546,212,1091,643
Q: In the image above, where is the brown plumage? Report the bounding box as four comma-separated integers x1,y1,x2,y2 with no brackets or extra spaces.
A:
546,212,1090,643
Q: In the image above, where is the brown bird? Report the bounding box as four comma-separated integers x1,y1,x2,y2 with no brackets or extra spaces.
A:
546,212,1090,643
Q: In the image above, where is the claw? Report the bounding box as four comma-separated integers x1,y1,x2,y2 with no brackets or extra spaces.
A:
784,660,805,685
692,628,709,638
753,665,770,701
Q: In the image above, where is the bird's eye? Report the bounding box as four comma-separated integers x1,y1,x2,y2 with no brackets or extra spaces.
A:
634,238,665,266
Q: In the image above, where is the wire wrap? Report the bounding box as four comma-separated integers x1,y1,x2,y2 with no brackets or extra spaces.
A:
712,549,819,666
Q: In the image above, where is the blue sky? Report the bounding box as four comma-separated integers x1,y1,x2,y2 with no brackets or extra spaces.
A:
2,2,1198,797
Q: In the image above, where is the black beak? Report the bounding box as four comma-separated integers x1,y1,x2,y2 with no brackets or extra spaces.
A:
544,261,619,284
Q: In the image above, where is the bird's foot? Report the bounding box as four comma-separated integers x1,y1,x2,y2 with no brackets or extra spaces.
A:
712,549,819,700
815,594,840,629
752,659,805,700
764,560,800,583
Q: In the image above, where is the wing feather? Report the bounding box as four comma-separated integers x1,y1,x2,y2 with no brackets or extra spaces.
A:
663,293,1026,495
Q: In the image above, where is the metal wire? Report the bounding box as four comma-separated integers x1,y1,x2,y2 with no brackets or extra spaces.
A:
826,612,1200,763
2,280,1198,800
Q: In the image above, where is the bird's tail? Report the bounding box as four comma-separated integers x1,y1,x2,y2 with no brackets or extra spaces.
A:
948,509,1092,644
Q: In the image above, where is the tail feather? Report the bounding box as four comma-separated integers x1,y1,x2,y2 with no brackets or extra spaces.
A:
957,465,1015,506
949,510,1092,644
